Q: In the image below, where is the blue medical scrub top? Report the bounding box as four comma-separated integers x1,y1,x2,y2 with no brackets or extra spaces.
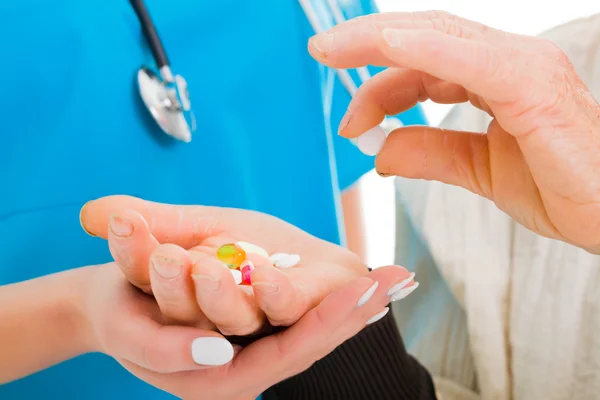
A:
0,0,426,399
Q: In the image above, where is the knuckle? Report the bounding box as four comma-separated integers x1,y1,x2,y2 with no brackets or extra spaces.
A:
432,18,473,40
269,291,310,326
269,309,303,327
474,44,500,77
540,39,569,64
221,320,263,336
428,10,454,20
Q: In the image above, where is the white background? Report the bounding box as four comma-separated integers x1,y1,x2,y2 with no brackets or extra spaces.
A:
361,1,600,268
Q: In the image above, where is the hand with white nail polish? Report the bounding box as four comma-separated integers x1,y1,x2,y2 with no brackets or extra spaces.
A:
309,10,600,253
2,260,419,399
82,263,235,373
0,257,415,399
79,264,418,400
80,195,369,336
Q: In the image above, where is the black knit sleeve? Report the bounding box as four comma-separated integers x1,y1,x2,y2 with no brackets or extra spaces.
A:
262,310,437,400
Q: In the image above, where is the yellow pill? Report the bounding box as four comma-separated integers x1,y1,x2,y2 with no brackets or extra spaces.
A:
216,244,246,269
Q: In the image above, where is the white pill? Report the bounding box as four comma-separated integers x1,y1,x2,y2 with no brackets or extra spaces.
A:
235,241,269,258
356,125,386,156
380,117,403,135
230,269,242,285
269,253,289,264
276,254,301,269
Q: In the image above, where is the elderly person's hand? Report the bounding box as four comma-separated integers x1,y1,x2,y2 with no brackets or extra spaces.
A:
80,196,416,337
308,11,600,253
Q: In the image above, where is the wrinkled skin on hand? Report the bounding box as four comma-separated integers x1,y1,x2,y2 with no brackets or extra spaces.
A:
309,10,600,252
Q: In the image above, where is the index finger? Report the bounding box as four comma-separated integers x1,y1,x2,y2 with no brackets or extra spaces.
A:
339,67,470,138
308,19,523,105
80,195,240,248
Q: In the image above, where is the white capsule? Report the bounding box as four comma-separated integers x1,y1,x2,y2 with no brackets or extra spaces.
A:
275,254,301,269
230,269,242,285
356,125,386,156
379,117,403,136
269,253,289,264
235,241,269,258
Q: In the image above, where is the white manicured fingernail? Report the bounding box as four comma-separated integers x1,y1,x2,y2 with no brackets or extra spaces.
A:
191,337,234,366
391,282,419,302
230,269,242,285
235,241,269,258
387,273,415,297
357,125,386,156
357,281,379,308
366,307,390,325
275,254,300,269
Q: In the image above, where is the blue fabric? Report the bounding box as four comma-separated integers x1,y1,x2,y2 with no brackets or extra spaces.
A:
0,0,426,399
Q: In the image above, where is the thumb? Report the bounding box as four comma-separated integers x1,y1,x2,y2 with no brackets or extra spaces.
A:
80,195,153,239
375,126,494,199
80,195,228,248
108,311,234,373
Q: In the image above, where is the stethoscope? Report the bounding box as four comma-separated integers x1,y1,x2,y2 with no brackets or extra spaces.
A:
131,0,402,154
130,0,195,143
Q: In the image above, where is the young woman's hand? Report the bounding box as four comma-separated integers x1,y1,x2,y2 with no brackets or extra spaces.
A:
82,263,412,400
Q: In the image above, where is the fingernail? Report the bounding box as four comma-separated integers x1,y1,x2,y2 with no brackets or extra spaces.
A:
253,281,280,295
191,337,234,366
387,273,415,296
357,281,379,308
391,282,420,302
357,125,386,156
338,112,352,135
79,200,96,237
382,28,404,48
309,31,335,55
109,215,134,238
377,171,394,178
366,307,390,325
151,256,182,279
191,275,221,292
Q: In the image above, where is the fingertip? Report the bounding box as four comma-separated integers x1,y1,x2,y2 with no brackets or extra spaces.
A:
245,253,271,267
191,256,232,295
191,254,230,277
251,264,285,295
374,128,412,177
252,261,284,282
79,195,145,239
307,32,334,61
79,200,96,237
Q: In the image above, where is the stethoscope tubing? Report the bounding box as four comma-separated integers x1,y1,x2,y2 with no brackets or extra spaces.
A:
129,0,170,73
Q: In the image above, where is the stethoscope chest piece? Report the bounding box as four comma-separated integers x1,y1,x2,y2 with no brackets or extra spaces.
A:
137,67,196,142
131,0,195,143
